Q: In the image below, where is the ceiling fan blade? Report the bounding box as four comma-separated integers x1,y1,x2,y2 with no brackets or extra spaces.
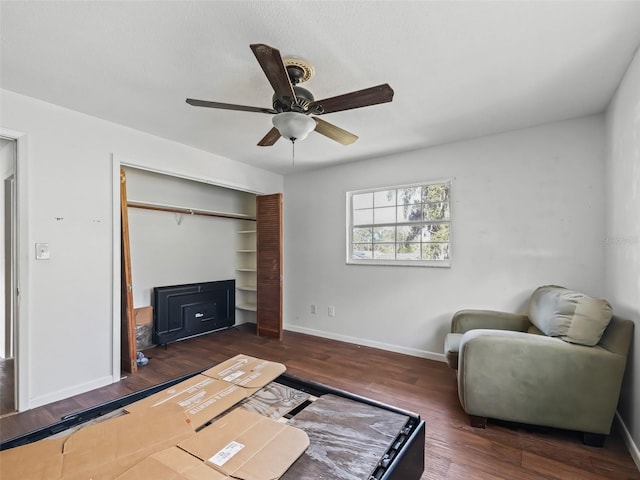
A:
186,98,276,114
314,118,358,145
257,127,281,146
310,83,394,115
250,43,296,100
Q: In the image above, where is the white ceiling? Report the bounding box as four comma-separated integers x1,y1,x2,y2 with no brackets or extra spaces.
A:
2,1,640,175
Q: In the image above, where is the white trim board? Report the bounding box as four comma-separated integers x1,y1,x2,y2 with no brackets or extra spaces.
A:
111,156,121,384
284,324,447,363
616,411,640,472
29,375,114,410
0,128,29,412
116,155,266,195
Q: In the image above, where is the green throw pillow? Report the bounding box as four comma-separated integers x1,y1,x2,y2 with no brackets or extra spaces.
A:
528,285,613,346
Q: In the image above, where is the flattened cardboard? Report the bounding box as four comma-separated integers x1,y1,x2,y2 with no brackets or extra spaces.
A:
0,354,288,480
0,437,64,480
115,447,229,480
60,411,194,480
124,374,247,429
178,408,309,480
202,354,286,392
134,305,153,325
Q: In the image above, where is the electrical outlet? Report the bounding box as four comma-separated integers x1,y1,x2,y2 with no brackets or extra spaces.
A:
328,306,335,317
311,304,318,314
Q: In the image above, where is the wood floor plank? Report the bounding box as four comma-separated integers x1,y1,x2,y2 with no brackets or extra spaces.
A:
522,451,613,480
0,323,638,480
446,463,525,480
590,455,640,480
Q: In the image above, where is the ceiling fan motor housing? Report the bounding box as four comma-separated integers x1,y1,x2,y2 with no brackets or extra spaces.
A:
272,85,316,113
286,64,307,84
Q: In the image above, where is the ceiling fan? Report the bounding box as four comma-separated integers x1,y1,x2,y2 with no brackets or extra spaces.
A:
186,43,394,147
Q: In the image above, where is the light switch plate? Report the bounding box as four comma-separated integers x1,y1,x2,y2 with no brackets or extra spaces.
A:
35,243,50,260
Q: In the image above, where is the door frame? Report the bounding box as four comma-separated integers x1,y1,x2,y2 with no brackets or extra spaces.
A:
0,128,29,412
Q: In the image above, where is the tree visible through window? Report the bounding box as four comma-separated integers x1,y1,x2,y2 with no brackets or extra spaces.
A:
347,181,451,266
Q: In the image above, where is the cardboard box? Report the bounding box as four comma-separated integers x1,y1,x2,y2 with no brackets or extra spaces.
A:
116,447,230,480
178,408,309,480
124,374,248,429
201,354,286,393
134,306,153,325
0,354,293,480
0,437,64,480
60,411,194,480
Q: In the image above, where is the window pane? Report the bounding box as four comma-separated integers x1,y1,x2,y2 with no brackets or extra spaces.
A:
423,183,449,202
396,225,422,243
352,227,372,243
422,243,450,260
373,244,395,259
353,208,373,226
373,206,396,224
373,226,395,243
352,192,373,210
348,180,451,266
373,190,396,207
397,204,423,222
396,243,421,260
422,224,450,242
397,187,422,206
424,202,450,221
352,244,372,259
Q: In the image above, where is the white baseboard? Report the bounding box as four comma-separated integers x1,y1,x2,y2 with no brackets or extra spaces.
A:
616,411,640,471
284,324,446,363
28,375,114,410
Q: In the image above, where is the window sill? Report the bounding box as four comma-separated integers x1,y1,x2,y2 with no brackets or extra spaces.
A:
346,259,451,268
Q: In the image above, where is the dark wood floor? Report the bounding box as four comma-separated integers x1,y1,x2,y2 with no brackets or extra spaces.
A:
1,324,638,479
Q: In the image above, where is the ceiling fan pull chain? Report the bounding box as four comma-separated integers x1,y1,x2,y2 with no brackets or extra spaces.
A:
291,140,295,167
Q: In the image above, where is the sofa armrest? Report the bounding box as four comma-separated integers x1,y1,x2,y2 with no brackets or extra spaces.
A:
457,329,628,434
451,309,530,334
598,315,634,355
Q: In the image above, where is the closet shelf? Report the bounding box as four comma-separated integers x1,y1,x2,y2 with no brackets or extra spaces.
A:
237,285,257,292
237,230,257,234
236,303,257,312
237,249,256,253
236,268,256,272
127,200,256,221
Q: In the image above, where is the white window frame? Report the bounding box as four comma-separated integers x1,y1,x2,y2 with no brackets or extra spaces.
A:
346,180,452,267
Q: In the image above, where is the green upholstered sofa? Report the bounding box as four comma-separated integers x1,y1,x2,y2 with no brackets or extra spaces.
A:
444,286,634,446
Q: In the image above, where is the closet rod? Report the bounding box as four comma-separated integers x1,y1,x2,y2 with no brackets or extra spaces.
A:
127,200,256,222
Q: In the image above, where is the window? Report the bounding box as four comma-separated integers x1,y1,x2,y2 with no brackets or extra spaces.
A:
347,180,452,267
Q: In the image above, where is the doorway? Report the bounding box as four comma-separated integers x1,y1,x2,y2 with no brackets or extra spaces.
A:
0,137,17,416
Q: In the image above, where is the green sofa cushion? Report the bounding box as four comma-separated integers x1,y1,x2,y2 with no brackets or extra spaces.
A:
444,333,463,369
528,285,612,346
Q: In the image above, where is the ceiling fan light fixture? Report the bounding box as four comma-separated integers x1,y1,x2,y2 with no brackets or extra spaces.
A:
272,112,316,142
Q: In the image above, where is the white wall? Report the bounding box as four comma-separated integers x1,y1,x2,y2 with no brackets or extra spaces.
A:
0,89,282,409
284,116,606,359
605,46,640,464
